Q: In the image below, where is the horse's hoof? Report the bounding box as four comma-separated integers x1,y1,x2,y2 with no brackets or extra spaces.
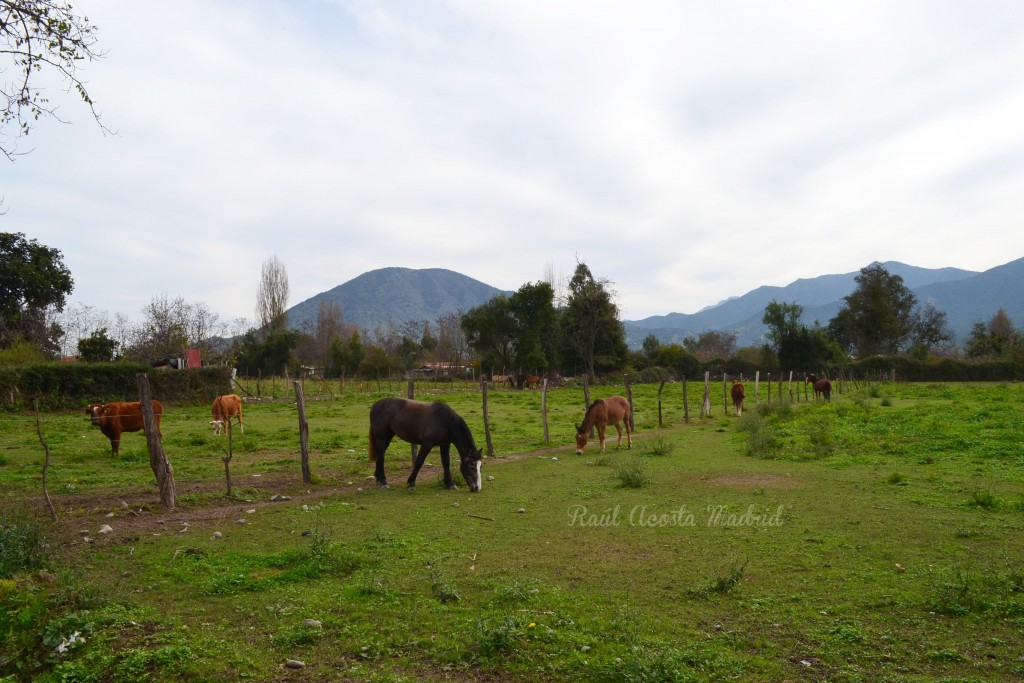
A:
407,485,416,492
377,482,389,489
447,484,458,490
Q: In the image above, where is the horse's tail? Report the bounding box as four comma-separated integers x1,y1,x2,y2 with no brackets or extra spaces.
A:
368,428,377,461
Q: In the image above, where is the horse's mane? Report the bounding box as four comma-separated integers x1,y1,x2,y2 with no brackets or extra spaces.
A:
433,401,479,456
582,399,602,420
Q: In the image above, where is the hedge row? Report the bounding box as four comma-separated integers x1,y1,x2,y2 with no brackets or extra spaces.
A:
0,363,235,410
850,357,1024,382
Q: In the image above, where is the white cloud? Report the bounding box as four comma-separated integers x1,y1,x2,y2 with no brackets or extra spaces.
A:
5,0,1024,327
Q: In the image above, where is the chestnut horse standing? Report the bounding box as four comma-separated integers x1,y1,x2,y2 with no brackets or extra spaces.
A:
805,374,832,402
731,380,746,416
574,396,632,455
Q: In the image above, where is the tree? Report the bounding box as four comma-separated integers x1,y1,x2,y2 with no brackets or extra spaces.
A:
118,294,225,363
77,327,117,362
827,263,917,357
909,300,953,357
561,262,627,381
435,310,468,374
641,334,660,360
329,329,364,377
255,255,289,338
509,281,559,372
0,232,73,353
966,309,1018,359
461,295,517,373
762,300,803,352
1,1,109,160
682,330,737,363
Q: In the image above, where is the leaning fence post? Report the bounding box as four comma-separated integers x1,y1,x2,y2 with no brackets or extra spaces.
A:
137,373,175,508
293,381,311,484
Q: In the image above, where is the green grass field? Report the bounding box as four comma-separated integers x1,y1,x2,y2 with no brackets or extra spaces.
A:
2,380,1023,682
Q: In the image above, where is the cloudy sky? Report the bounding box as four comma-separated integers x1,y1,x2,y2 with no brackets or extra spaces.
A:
5,0,1024,330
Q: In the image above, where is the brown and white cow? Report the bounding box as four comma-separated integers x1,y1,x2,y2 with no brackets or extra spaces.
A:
86,400,163,455
210,393,244,435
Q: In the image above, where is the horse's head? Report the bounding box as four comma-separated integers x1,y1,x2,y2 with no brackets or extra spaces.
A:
574,423,587,455
459,447,483,492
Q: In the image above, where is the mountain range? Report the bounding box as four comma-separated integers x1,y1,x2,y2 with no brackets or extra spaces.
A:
285,258,1024,349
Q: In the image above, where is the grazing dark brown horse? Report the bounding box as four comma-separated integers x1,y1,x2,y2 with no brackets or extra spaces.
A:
805,374,832,402
369,398,482,491
731,380,746,416
575,396,632,455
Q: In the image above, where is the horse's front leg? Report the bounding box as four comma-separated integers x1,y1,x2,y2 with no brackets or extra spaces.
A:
439,444,456,489
597,425,607,453
407,444,432,491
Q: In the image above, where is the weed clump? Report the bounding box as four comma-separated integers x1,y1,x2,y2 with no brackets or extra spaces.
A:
736,412,783,459
639,437,674,457
0,507,48,578
614,460,650,489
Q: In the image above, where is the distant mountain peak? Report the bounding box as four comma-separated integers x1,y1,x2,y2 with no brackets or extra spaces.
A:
285,267,511,332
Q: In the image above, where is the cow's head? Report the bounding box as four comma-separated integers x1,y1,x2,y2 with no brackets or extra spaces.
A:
86,403,105,426
210,419,224,436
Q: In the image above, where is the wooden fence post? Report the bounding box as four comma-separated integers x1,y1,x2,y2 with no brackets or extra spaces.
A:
657,380,665,428
481,379,495,457
682,375,689,424
541,378,550,445
700,371,711,418
722,374,729,416
293,381,311,484
137,373,175,508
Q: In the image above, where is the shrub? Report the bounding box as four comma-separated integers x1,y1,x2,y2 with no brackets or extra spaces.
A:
0,508,48,578
614,460,650,489
736,413,782,459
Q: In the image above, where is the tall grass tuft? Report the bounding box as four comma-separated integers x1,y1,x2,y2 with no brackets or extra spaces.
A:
803,413,836,459
614,460,651,489
639,437,674,457
736,412,782,459
0,507,48,578
968,489,1001,510
689,560,748,597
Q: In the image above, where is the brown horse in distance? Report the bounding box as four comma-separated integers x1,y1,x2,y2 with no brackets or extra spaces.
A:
805,374,832,401
574,395,632,455
731,380,746,416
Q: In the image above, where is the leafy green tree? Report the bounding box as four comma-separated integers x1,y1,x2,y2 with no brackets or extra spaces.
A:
653,343,701,379
965,309,1019,359
762,300,802,349
329,330,364,377
561,262,627,381
641,334,660,360
0,232,73,354
1,1,108,160
358,345,392,378
77,327,118,362
235,329,297,376
508,281,559,372
461,295,517,373
827,263,917,357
